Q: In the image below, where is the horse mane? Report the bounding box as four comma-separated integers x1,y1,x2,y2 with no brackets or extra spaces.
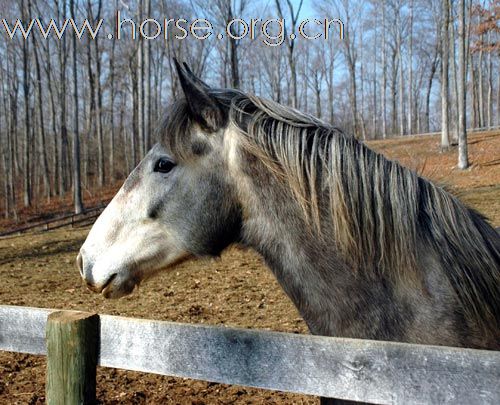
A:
162,88,500,335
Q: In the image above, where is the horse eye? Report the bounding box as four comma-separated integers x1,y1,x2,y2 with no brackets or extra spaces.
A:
154,158,176,174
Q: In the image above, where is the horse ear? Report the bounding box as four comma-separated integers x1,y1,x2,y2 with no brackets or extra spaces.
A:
182,62,211,90
173,59,225,132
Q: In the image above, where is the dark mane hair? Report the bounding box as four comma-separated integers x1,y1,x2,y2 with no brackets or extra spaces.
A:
160,88,500,336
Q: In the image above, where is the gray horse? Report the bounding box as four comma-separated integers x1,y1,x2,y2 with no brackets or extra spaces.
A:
78,61,499,359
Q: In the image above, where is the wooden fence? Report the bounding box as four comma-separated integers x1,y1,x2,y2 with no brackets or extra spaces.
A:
1,305,499,404
0,204,107,238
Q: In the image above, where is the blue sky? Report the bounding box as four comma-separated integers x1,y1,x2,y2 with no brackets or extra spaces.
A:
260,0,318,19
297,1,316,18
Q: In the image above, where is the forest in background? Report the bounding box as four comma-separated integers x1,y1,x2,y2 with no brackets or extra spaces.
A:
0,0,498,220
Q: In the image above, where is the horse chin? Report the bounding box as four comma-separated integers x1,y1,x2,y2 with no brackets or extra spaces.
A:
99,252,193,299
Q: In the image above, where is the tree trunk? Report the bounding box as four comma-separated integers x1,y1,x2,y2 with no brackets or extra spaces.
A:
457,0,468,169
359,30,367,140
425,52,438,133
109,3,117,182
145,0,152,150
32,32,51,199
130,58,138,169
478,35,484,128
441,0,450,149
95,18,105,186
327,56,335,124
58,2,69,196
227,1,240,89
407,0,414,134
2,139,10,218
450,8,459,143
7,47,18,219
0,62,11,218
8,50,20,179
137,0,145,159
348,59,359,137
381,1,387,138
315,72,321,119
45,38,59,197
275,0,302,108
70,0,84,213
486,31,492,128
372,15,378,138
85,30,96,188
390,49,397,135
470,52,478,128
497,66,500,126
22,0,31,207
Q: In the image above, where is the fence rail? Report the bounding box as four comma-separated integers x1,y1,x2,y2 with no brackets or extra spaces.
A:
1,305,499,404
0,204,107,238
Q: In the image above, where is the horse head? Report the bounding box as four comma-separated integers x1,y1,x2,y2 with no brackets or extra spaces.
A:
78,60,242,298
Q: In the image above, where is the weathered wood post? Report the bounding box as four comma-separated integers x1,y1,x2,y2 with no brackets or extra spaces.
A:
46,311,99,404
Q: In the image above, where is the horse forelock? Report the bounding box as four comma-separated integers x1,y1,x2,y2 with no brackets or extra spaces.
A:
157,100,193,161
158,88,242,161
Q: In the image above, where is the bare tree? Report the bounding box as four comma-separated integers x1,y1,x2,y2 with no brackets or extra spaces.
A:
20,0,31,207
93,0,105,186
396,0,405,136
486,29,492,128
275,0,303,108
70,0,83,213
32,26,51,199
381,0,388,138
0,52,14,218
321,0,361,136
450,6,459,143
321,37,338,125
144,0,152,149
371,6,378,137
359,28,367,139
423,27,439,134
441,0,450,149
305,43,325,119
457,0,469,169
108,0,118,182
57,0,70,196
137,0,145,158
407,0,414,134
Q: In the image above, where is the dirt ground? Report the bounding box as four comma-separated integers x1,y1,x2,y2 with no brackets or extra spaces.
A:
1,132,499,404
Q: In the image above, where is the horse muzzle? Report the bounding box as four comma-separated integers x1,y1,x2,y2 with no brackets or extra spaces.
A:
77,250,135,298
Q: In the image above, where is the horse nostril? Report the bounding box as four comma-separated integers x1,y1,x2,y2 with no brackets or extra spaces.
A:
86,273,117,294
76,252,84,277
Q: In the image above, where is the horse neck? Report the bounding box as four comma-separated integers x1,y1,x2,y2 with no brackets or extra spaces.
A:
226,129,499,346
234,155,391,338
235,168,499,346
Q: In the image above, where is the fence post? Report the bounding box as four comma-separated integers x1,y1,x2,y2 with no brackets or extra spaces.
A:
46,311,99,405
